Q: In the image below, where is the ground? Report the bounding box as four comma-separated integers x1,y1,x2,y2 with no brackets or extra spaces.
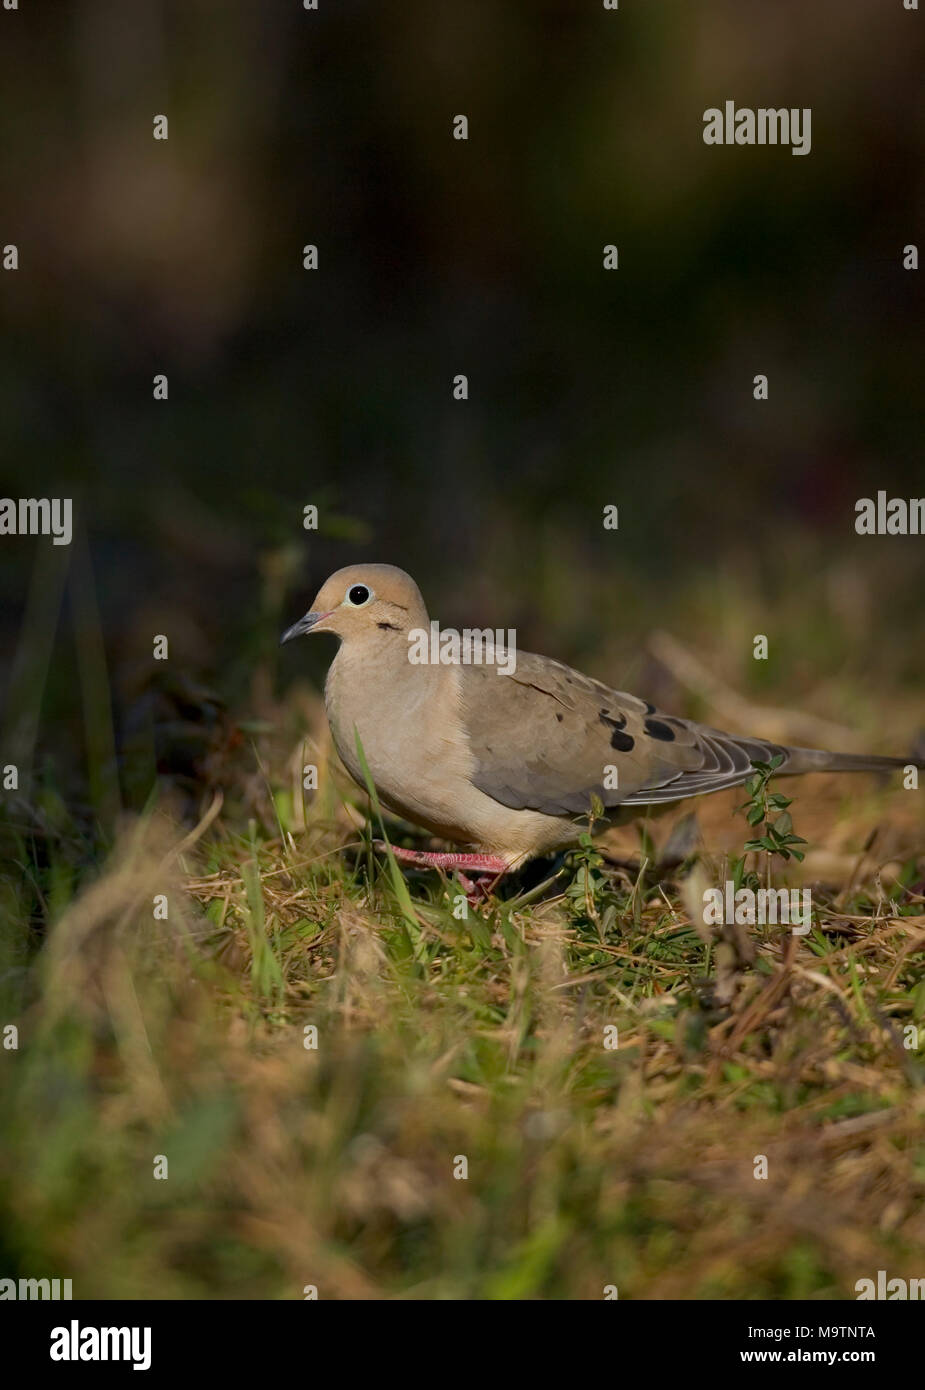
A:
2,649,923,1300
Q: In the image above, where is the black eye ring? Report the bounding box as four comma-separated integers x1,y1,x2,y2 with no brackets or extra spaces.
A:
347,584,371,606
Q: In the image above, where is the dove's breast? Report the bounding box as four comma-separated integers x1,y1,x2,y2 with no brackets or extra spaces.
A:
323,643,573,865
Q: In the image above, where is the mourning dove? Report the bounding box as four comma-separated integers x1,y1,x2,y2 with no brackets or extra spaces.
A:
281,564,921,891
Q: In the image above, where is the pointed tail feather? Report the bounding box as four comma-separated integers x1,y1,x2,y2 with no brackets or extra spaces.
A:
782,747,924,775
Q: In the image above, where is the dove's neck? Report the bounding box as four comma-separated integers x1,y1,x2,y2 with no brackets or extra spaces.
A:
324,633,462,788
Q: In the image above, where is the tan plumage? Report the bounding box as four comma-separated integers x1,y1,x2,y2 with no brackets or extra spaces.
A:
281,564,920,875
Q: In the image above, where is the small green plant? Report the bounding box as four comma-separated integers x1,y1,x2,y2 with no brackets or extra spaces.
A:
565,831,616,940
733,756,808,892
565,795,629,940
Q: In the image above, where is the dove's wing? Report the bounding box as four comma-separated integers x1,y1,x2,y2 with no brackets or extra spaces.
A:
459,651,789,816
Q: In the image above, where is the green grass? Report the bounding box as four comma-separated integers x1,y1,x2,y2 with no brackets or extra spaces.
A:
1,722,924,1299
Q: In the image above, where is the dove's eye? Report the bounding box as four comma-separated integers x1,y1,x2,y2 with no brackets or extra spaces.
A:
346,584,371,606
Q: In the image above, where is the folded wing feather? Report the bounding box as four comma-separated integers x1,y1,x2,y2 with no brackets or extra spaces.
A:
460,652,790,816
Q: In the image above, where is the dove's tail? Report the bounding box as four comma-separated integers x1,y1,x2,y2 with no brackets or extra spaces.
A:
782,747,924,776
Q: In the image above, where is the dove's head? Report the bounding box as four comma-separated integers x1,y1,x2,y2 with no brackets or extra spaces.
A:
280,564,429,646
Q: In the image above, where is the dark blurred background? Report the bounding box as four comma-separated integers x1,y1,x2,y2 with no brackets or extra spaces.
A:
1,0,923,821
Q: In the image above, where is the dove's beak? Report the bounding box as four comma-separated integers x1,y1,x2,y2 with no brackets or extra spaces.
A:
279,611,332,645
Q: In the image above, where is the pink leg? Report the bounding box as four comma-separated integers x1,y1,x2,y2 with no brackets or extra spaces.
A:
375,842,507,875
374,842,508,904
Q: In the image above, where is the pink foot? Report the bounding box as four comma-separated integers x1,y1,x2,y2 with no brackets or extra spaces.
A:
373,842,508,904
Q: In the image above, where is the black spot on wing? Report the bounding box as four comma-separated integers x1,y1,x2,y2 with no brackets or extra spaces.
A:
610,729,635,752
644,718,676,742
